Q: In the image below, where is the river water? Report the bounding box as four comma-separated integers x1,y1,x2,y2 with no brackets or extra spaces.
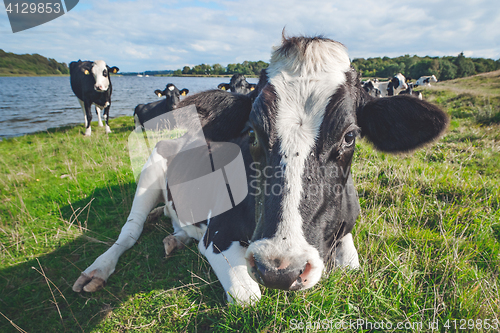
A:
0,76,258,138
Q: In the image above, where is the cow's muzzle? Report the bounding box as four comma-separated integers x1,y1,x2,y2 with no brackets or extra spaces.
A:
247,252,313,290
94,85,108,92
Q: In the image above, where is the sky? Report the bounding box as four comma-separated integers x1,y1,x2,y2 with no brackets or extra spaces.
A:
1,0,499,72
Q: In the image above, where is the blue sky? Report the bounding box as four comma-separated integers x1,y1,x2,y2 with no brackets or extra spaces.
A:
1,0,499,72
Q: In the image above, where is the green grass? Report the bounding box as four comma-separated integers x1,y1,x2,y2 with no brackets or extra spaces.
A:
1,78,500,332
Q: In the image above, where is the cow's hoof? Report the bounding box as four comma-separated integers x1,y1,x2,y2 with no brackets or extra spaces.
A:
163,235,184,257
84,128,92,136
72,270,106,292
105,126,112,134
145,206,165,223
98,122,104,127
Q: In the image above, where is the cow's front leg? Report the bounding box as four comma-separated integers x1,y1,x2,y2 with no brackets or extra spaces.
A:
95,105,104,127
333,233,360,269
84,101,93,136
73,149,167,292
78,99,92,136
103,104,112,134
199,240,261,305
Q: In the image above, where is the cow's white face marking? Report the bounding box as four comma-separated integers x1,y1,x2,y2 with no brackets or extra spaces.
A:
246,38,352,289
395,73,408,90
92,60,110,92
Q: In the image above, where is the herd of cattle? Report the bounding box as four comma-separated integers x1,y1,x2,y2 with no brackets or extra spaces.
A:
361,73,438,99
69,60,437,136
69,36,448,305
69,62,258,135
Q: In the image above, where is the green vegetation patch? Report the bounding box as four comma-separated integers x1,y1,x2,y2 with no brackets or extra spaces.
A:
0,49,69,76
1,81,500,332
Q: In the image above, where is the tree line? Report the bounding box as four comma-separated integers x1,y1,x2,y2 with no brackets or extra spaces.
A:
352,53,500,80
0,49,69,76
174,60,268,76
176,54,500,80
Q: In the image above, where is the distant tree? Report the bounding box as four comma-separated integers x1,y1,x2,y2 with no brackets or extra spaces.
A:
252,60,269,75
438,59,457,80
226,63,236,74
455,52,476,77
182,66,191,74
378,63,405,78
409,59,439,79
212,63,225,75
191,65,204,75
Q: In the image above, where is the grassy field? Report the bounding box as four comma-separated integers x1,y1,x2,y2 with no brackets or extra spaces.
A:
0,73,499,332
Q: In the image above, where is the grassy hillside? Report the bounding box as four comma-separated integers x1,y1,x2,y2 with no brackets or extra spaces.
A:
0,49,69,76
0,76,499,332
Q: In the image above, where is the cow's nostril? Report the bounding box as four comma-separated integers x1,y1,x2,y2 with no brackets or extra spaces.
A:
249,255,310,290
290,262,311,291
273,258,281,268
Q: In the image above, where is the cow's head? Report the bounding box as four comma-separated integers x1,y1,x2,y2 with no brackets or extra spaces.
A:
154,84,189,110
84,60,119,92
218,74,256,94
211,36,447,292
185,35,447,294
387,73,408,96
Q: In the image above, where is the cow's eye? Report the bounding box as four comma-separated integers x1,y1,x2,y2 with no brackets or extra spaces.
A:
343,131,356,147
103,70,108,77
248,129,257,147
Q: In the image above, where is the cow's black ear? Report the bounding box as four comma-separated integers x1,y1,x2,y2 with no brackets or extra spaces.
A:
107,66,119,74
154,89,164,97
180,89,189,96
177,90,253,142
357,95,449,153
82,65,91,75
218,83,230,91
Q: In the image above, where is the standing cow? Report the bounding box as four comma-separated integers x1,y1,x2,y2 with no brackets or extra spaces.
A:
70,60,119,136
73,36,448,305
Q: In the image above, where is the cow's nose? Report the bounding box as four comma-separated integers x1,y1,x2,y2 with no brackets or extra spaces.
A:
247,253,312,291
95,85,105,91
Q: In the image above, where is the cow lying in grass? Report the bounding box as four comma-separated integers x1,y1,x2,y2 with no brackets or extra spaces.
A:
134,83,189,129
73,35,448,305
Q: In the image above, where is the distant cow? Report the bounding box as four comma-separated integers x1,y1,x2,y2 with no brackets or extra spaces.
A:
69,60,119,136
399,82,423,100
415,75,438,87
218,74,256,94
134,83,189,129
362,80,382,98
379,73,408,97
73,36,448,305
362,74,408,98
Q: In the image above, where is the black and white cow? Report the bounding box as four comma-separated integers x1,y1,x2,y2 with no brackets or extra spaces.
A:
69,60,119,136
218,74,257,94
376,73,408,97
72,36,448,304
362,80,382,98
415,75,438,87
398,82,423,100
134,84,189,129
